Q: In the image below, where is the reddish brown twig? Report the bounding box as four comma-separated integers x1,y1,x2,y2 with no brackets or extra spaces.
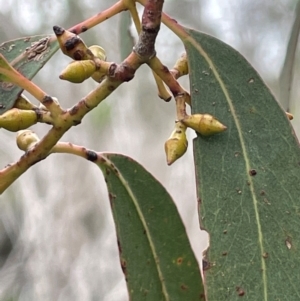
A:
0,0,166,194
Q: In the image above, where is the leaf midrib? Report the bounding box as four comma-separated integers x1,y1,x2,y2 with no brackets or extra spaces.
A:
185,34,268,300
101,155,170,301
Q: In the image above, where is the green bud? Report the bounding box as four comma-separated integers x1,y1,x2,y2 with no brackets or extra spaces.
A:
16,130,40,151
59,60,96,83
0,108,37,132
14,94,37,110
181,114,227,136
164,122,188,165
89,45,107,83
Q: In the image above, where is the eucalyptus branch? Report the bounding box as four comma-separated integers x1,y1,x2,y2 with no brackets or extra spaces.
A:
148,56,190,120
51,141,94,158
136,0,189,41
124,0,172,101
148,56,190,101
133,0,164,59
0,56,63,116
175,94,188,120
0,0,166,194
67,1,127,35
123,0,141,31
52,142,120,178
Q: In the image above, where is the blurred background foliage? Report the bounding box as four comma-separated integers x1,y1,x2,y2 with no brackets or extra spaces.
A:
0,0,299,300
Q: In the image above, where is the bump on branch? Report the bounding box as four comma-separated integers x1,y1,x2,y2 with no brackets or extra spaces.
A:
133,0,164,60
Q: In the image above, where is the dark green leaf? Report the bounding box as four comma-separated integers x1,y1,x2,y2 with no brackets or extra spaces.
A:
97,154,204,301
0,35,59,115
184,28,300,300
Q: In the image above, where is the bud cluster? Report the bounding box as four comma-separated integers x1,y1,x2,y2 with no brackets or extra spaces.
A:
54,26,107,84
164,114,227,165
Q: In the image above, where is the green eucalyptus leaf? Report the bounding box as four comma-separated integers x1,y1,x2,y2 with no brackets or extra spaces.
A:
97,154,204,301
184,28,300,300
0,35,59,115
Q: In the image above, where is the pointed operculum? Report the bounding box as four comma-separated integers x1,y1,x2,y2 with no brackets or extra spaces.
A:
59,60,96,83
164,122,188,165
182,114,227,136
53,26,75,55
53,26,92,60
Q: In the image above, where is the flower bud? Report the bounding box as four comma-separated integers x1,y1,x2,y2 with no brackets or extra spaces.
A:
14,94,37,110
173,53,188,77
89,45,107,61
181,114,227,136
16,130,40,151
89,45,107,83
164,122,188,165
59,60,96,83
0,108,37,132
53,25,93,61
